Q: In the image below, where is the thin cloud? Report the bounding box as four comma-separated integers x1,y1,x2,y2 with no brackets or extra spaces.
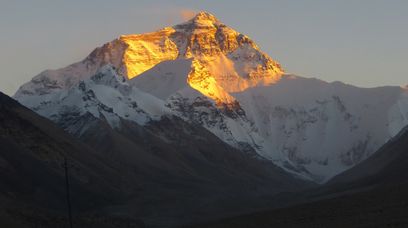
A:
179,9,197,21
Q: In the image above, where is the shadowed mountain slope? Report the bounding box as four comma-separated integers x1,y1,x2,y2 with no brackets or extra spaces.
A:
0,91,313,227
188,126,408,228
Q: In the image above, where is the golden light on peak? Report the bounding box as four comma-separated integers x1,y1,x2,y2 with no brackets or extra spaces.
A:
120,28,179,79
112,13,284,103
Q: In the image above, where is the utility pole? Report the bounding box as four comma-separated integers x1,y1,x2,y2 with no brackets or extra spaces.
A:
64,157,73,228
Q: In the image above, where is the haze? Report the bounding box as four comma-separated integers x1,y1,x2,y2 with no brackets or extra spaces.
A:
0,0,407,95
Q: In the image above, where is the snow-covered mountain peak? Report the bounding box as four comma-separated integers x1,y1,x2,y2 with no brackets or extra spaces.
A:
172,11,226,34
185,11,220,26
15,12,284,104
193,11,218,21
13,13,408,183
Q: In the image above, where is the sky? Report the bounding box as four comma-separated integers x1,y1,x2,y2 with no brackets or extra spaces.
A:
0,0,407,96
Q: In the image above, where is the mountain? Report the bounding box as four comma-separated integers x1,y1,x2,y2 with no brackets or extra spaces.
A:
15,12,283,103
14,11,408,182
0,90,312,227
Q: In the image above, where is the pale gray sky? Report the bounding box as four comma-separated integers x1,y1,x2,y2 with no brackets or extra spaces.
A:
1,0,407,95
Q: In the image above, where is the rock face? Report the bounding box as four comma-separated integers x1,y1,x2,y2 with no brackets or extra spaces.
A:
14,11,408,182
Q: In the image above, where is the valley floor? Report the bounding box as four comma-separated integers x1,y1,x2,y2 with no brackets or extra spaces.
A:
188,182,408,228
